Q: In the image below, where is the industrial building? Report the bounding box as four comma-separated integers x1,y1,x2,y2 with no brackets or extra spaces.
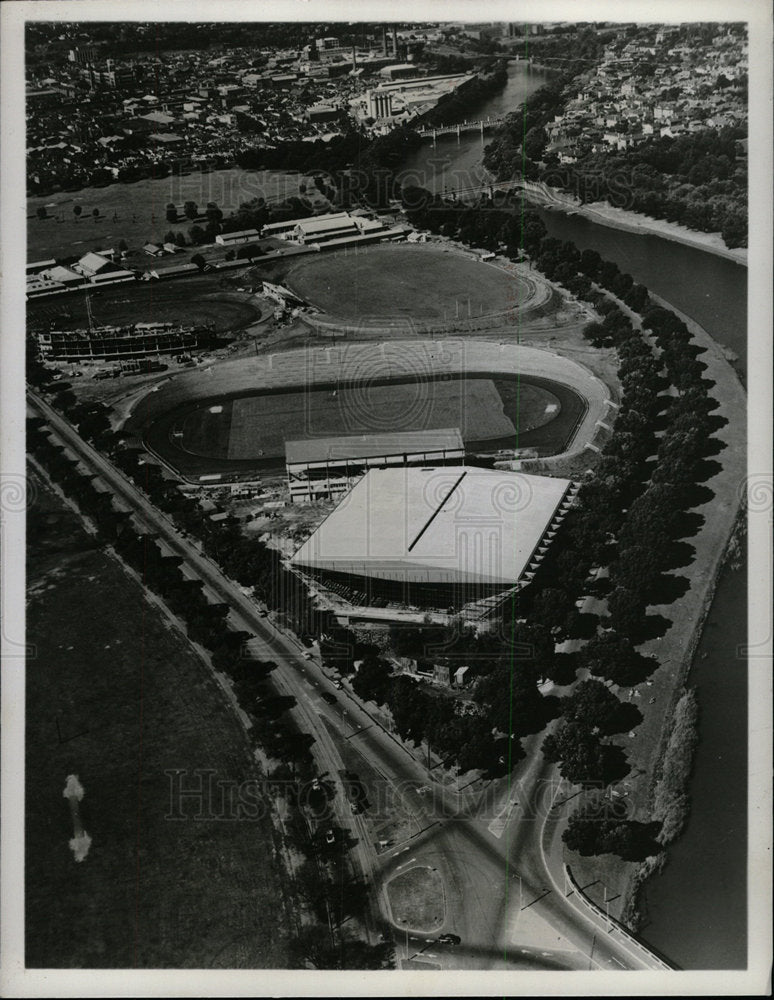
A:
215,228,261,246
362,72,476,123
291,466,578,610
285,428,465,503
260,211,388,245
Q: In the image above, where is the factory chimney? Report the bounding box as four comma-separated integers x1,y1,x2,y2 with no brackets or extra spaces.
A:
392,25,399,59
381,25,388,57
352,44,357,71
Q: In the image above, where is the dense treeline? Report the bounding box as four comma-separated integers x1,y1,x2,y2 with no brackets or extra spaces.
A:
237,125,423,209
418,62,509,128
650,688,700,845
561,127,748,248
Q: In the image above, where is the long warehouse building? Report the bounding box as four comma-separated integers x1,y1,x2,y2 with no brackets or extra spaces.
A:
286,428,465,503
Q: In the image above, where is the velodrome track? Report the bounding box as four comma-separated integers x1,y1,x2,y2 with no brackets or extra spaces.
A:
124,340,612,475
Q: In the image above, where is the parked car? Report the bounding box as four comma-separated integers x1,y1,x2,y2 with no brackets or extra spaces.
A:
324,828,335,845
438,933,461,945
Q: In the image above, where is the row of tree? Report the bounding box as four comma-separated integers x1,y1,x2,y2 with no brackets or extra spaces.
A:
28,413,393,968
396,191,720,859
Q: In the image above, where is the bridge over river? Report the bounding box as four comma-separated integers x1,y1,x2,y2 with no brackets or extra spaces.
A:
416,116,506,141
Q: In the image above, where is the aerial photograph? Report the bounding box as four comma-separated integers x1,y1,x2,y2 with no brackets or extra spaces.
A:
12,7,768,991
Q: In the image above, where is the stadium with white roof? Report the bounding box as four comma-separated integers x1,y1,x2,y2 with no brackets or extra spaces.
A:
291,465,578,615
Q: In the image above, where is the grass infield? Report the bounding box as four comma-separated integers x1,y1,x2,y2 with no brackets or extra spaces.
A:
284,244,533,321
144,372,582,478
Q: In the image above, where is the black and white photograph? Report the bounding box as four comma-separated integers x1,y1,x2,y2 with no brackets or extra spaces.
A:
1,1,771,995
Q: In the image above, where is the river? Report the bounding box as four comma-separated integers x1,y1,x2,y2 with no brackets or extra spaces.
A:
401,61,749,970
641,554,748,969
399,61,550,200
400,62,747,378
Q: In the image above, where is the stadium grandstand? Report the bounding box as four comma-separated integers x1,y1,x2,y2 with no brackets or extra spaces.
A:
285,428,465,503
291,466,578,613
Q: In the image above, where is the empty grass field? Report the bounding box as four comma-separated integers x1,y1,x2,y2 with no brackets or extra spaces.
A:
284,244,533,321
27,168,329,261
25,474,291,968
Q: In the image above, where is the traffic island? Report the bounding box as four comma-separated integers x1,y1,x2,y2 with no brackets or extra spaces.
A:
386,864,446,933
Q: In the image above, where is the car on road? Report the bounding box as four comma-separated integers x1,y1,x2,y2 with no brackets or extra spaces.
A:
438,933,461,945
334,680,343,689
321,692,337,705
324,828,335,845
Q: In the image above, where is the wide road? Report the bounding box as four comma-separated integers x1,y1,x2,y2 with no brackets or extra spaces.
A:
28,390,671,972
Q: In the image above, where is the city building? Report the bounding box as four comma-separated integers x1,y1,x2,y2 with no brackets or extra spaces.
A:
260,211,387,245
368,90,393,120
379,63,418,81
361,72,475,125
294,213,360,244
305,103,340,123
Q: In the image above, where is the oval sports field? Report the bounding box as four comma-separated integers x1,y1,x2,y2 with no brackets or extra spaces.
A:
283,243,538,323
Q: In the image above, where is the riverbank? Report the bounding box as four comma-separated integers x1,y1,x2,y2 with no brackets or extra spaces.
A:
514,179,748,265
611,290,747,946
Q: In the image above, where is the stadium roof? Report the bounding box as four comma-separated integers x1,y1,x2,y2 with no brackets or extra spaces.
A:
285,428,464,466
291,466,574,586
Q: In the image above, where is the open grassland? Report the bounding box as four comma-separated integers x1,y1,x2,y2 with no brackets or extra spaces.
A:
27,168,328,261
284,244,533,321
26,474,291,968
